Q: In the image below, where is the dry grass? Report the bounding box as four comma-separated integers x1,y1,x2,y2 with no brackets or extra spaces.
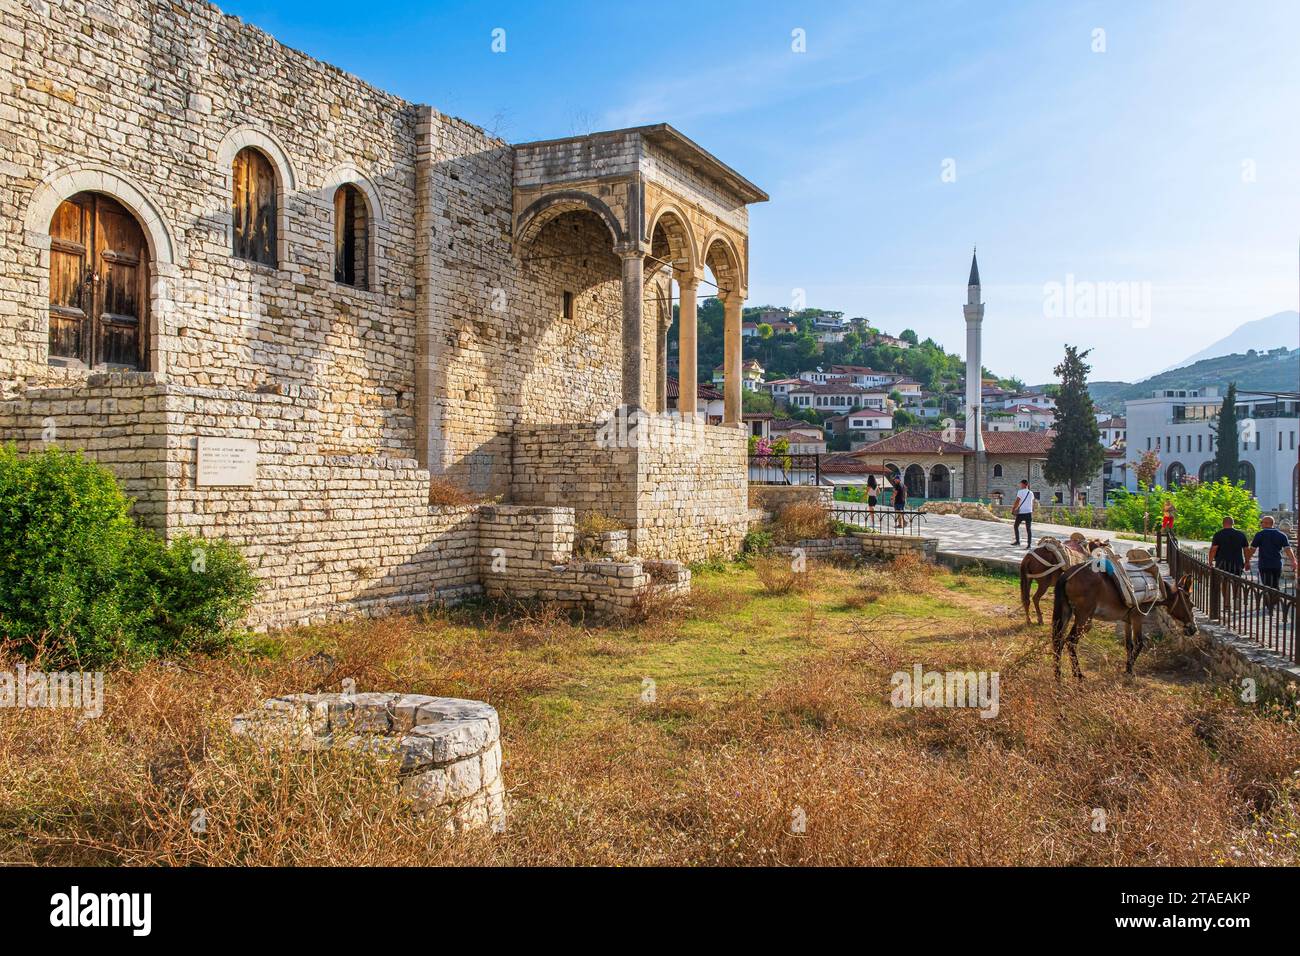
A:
427,479,480,507
752,554,808,595
2,559,1298,866
771,501,834,544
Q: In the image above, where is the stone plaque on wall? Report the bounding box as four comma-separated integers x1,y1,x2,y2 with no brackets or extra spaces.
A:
196,437,258,487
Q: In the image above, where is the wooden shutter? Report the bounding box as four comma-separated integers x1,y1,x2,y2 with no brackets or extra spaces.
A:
232,148,277,267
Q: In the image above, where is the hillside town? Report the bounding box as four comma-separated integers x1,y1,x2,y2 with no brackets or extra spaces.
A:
672,252,1299,514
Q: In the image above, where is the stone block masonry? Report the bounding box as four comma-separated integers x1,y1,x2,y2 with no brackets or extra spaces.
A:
0,0,760,627
0,376,481,628
478,504,690,619
511,415,749,563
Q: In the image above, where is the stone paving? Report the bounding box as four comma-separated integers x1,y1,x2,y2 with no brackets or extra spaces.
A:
914,513,1159,571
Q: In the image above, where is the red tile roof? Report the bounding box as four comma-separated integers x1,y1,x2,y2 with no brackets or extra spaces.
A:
666,377,723,401
851,428,1058,456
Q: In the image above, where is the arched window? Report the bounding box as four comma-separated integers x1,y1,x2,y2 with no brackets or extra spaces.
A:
1165,462,1186,487
1237,461,1255,494
993,463,1003,478
232,147,277,266
333,184,368,289
1197,461,1215,483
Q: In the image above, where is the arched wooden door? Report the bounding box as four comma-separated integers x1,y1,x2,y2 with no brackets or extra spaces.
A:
48,191,149,370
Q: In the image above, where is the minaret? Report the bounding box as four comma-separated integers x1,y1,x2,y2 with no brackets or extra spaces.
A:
963,248,985,499
964,247,984,455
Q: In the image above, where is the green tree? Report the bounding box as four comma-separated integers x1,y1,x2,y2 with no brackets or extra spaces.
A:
757,323,773,339
1211,381,1239,484
1043,345,1105,504
899,328,919,345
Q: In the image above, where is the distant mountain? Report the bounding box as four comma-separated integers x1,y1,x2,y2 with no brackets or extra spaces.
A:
1088,348,1299,414
1163,311,1298,371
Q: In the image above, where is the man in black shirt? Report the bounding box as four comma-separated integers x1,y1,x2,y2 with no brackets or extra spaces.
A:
1208,516,1249,610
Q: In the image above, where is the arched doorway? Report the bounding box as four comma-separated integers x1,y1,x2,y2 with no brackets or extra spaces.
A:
904,463,925,499
1237,461,1256,494
929,463,951,499
48,191,149,370
1165,461,1186,487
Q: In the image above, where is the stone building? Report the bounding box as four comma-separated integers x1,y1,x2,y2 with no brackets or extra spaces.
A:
0,0,767,624
850,429,1105,505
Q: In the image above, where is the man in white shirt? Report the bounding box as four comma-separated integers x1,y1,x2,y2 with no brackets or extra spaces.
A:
1012,479,1035,549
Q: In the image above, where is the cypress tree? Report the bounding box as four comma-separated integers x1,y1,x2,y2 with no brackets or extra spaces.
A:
1044,345,1105,504
1212,381,1239,483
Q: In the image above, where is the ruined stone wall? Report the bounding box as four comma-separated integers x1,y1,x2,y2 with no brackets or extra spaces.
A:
477,504,689,619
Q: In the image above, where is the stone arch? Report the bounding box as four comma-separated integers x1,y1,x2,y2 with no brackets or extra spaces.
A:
515,190,624,250
320,164,386,291
217,126,296,266
648,203,698,278
702,231,743,298
320,164,386,222
903,463,926,499
25,164,177,265
217,125,298,191
929,463,951,499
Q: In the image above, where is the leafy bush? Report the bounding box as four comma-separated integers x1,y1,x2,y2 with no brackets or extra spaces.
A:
0,445,256,666
741,528,774,555
1106,478,1260,541
131,536,259,656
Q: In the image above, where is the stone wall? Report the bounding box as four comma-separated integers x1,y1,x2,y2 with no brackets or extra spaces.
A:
510,415,748,562
634,416,747,561
478,504,690,619
0,375,481,627
0,0,634,498
774,533,938,564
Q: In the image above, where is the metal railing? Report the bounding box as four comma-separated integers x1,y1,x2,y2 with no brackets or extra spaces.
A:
747,452,820,486
830,501,927,536
1167,531,1298,664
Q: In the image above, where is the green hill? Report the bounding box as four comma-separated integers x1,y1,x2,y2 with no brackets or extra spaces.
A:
1088,348,1298,413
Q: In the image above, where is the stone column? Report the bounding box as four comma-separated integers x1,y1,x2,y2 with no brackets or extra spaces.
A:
723,293,743,425
656,308,668,414
620,251,645,410
677,277,699,416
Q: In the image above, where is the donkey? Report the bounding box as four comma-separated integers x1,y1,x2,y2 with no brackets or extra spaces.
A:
1049,563,1197,680
1019,536,1108,625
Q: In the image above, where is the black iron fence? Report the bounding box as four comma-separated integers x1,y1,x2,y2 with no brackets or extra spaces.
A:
830,501,927,536
1167,531,1298,664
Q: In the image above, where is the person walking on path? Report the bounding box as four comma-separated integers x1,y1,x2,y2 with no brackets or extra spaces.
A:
1209,516,1250,611
1011,479,1035,549
866,473,879,522
891,474,907,528
1245,515,1297,613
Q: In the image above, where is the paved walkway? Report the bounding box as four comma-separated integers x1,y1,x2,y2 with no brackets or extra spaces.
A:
915,513,1159,572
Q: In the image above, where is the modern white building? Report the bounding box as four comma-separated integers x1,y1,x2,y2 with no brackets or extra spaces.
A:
1124,386,1299,509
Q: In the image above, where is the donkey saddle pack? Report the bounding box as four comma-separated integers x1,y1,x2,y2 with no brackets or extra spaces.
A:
1095,547,1165,610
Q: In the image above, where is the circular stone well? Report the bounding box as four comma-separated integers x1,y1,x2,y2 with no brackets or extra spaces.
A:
232,692,505,832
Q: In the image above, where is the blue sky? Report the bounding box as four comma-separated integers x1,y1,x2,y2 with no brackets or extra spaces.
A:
220,0,1300,384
